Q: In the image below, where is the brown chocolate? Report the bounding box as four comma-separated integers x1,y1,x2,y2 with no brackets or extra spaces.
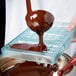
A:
11,43,47,52
2,61,53,76
0,57,22,72
11,0,54,52
5,0,55,75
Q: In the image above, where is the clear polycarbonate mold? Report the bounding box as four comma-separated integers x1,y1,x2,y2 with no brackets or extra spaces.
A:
1,22,76,65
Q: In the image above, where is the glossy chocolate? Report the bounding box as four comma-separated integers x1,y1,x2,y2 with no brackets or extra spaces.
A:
11,43,47,52
2,61,53,76
11,0,54,52
26,10,54,34
26,0,54,52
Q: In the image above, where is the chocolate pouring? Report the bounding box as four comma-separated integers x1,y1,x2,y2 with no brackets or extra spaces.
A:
11,0,54,52
0,0,75,76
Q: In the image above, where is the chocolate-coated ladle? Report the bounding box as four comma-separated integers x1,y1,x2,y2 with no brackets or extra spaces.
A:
11,0,54,52
25,0,54,52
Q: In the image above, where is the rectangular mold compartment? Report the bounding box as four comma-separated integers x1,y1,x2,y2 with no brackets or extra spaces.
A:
1,22,76,65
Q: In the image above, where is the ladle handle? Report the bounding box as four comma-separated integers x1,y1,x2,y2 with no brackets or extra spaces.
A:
26,0,32,14
58,56,76,76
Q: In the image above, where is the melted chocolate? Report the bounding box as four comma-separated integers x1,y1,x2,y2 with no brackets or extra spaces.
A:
11,0,54,52
2,61,54,76
11,43,47,52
